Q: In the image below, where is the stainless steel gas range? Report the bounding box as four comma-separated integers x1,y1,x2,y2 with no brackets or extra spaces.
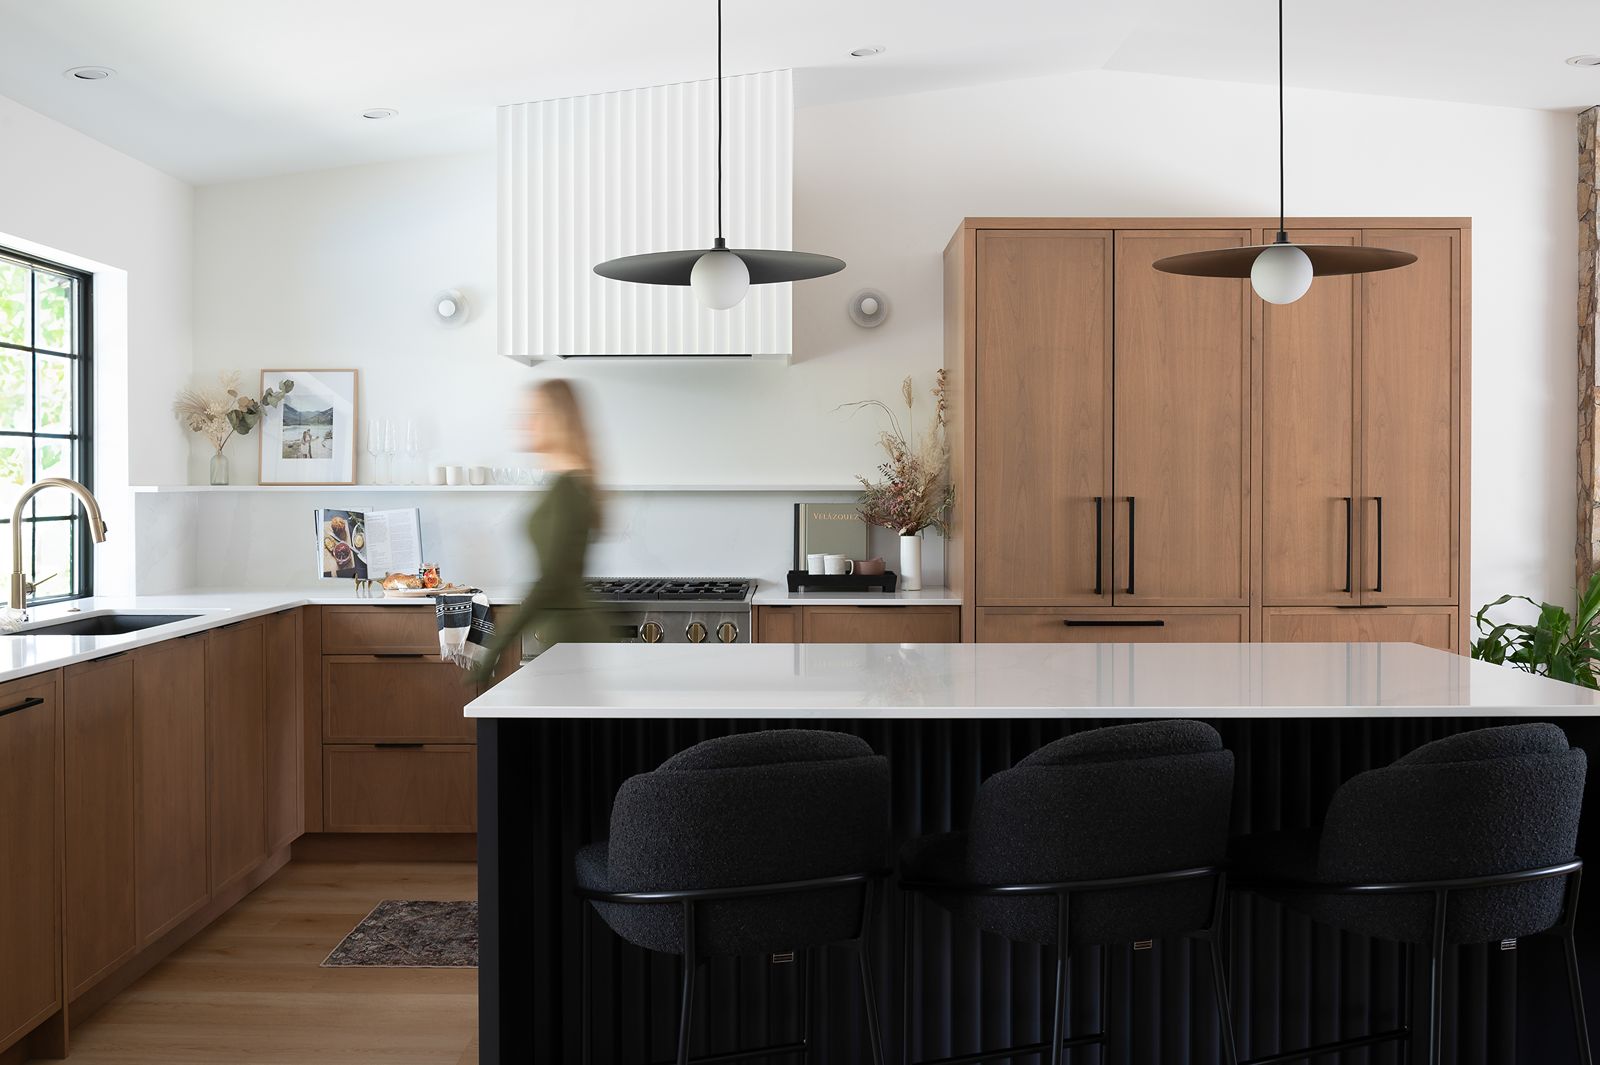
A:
521,578,755,659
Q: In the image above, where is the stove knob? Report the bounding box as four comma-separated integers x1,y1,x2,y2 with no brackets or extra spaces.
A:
685,620,708,643
639,621,664,644
716,621,740,644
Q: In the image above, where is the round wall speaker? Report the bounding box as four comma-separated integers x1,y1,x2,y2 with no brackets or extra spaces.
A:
434,289,470,327
848,289,889,328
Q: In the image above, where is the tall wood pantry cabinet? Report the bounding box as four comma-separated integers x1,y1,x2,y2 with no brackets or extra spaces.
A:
943,217,1469,651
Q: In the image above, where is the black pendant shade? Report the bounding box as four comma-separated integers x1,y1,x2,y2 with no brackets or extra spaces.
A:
594,238,845,287
593,0,845,297
1150,0,1414,294
1152,241,1416,278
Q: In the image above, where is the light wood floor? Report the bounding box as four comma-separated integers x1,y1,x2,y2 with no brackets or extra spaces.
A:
60,862,479,1065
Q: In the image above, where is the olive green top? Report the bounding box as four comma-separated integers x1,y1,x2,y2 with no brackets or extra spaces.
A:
482,471,608,672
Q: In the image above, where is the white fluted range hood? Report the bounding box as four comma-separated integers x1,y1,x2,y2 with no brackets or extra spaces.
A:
497,69,795,361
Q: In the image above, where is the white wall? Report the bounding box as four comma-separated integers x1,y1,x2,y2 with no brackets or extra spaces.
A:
0,93,193,594
181,68,1574,608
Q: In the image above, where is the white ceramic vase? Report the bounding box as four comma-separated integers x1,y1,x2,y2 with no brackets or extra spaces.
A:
899,533,923,591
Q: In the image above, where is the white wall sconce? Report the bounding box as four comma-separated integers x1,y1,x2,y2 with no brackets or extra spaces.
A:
848,289,889,328
434,289,470,327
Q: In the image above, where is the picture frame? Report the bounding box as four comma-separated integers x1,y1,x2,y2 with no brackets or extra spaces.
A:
257,369,360,485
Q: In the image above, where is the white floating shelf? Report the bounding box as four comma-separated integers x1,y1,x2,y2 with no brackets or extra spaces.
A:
133,483,860,495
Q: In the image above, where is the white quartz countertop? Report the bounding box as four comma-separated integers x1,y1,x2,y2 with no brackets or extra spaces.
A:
0,588,525,683
466,641,1600,720
751,584,961,606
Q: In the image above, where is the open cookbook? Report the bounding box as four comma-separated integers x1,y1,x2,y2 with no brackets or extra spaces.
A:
314,507,422,580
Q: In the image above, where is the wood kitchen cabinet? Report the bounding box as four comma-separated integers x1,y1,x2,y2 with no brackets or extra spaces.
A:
1112,230,1252,606
977,608,1247,644
1260,228,1463,611
1262,607,1457,653
323,745,477,833
0,671,62,1055
63,654,137,999
754,605,961,643
264,609,303,853
207,618,268,894
945,216,1469,648
132,636,209,945
323,655,476,743
974,230,1112,605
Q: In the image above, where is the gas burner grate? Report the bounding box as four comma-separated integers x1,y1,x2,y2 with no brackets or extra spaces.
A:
585,578,754,602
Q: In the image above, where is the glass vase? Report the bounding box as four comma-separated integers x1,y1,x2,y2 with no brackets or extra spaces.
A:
209,450,229,486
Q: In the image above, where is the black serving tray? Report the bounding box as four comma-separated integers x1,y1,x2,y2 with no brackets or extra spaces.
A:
786,570,899,593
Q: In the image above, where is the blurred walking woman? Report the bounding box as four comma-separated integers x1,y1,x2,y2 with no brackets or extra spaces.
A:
477,379,607,681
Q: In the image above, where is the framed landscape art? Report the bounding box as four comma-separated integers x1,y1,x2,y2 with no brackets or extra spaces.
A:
257,368,359,485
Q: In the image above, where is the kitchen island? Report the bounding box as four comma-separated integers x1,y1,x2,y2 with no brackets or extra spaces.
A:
468,642,1600,1065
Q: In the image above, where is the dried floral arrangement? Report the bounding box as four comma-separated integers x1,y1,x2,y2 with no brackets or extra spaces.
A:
839,370,954,536
174,372,294,454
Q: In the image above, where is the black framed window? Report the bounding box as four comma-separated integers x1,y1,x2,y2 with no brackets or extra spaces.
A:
0,248,93,603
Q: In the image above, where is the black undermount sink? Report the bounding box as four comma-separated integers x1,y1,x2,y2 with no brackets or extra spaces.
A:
21,613,200,637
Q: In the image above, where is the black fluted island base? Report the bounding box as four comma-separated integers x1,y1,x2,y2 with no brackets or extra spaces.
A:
478,715,1600,1065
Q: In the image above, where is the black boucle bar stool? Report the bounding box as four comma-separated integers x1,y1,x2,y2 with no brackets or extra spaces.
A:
575,729,892,1065
1230,722,1592,1065
898,720,1239,1065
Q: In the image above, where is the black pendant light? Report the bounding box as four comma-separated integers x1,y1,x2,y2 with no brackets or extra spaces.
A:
593,0,845,310
1151,0,1415,304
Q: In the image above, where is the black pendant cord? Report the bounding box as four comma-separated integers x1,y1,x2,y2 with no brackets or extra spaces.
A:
1276,0,1286,244
714,0,724,247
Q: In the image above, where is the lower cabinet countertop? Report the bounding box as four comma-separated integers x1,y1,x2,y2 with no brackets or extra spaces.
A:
465,640,1600,720
0,588,529,684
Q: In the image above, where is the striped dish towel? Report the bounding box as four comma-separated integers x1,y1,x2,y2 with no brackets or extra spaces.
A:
436,591,494,670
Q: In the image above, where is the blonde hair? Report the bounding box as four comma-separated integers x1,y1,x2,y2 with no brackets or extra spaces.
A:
533,378,598,475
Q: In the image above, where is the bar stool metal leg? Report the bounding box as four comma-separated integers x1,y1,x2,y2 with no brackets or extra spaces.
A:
678,900,698,1065
901,892,917,1065
1049,892,1071,1065
1201,936,1238,1065
1424,890,1448,1065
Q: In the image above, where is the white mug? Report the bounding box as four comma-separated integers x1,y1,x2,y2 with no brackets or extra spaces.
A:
806,553,827,575
445,465,468,486
428,465,448,485
824,554,855,575
469,466,489,486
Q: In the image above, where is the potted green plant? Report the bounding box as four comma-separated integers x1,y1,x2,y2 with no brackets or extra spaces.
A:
1470,573,1600,689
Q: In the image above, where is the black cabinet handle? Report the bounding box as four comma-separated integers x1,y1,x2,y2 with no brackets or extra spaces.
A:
1063,619,1165,628
1373,496,1384,593
1093,496,1104,596
373,742,425,749
1125,496,1137,595
1342,496,1353,594
0,695,45,719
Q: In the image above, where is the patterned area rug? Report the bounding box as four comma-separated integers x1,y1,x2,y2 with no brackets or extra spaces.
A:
323,900,479,968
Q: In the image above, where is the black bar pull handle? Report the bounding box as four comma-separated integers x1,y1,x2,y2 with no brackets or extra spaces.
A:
1125,496,1137,595
1373,496,1384,593
0,695,45,720
1063,619,1165,628
1093,496,1104,596
1342,496,1353,594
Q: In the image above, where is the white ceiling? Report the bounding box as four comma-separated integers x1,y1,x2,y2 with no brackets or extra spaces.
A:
0,0,1597,185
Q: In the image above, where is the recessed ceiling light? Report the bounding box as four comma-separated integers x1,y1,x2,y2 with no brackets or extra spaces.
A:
62,66,115,81
849,46,885,58
1567,55,1600,67
361,108,398,120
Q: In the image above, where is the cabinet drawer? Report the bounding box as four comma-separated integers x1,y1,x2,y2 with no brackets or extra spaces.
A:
321,606,440,654
1262,607,1457,652
323,656,475,744
0,671,60,1052
323,745,476,833
977,608,1246,643
801,606,960,643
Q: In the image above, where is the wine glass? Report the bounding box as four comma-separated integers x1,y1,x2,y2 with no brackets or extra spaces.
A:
401,421,421,485
366,419,384,485
381,419,397,485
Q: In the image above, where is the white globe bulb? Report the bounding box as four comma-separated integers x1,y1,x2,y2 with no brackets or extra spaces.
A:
690,249,750,310
1250,243,1314,305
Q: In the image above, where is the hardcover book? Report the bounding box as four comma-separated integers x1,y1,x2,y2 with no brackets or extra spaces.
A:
793,503,868,569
